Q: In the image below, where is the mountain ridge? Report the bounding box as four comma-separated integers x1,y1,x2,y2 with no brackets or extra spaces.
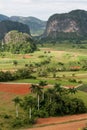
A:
0,14,46,36
43,9,87,40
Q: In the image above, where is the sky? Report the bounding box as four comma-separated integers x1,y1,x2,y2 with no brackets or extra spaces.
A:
0,0,87,20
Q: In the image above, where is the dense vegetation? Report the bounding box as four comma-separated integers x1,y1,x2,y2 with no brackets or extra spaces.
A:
0,68,34,82
0,81,86,129
10,16,47,36
0,31,37,54
0,20,30,40
13,83,87,128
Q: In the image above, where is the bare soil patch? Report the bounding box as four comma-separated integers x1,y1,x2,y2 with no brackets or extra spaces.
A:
36,114,87,125
0,83,31,95
28,120,87,130
25,114,87,130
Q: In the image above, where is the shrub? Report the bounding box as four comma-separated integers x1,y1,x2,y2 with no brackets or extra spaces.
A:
33,110,48,118
3,114,11,119
78,80,83,83
68,78,77,83
23,117,36,125
12,118,23,128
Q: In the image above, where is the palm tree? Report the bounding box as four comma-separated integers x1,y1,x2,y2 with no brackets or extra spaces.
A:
30,84,43,110
30,84,37,94
13,96,21,118
39,80,48,100
54,83,63,95
23,96,35,119
46,88,55,103
35,85,43,110
68,87,77,95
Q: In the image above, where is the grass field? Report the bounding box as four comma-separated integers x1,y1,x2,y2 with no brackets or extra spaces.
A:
1,43,87,83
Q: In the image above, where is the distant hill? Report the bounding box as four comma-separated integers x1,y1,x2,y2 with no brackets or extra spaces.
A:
0,20,30,40
43,10,87,40
0,14,9,21
10,16,47,36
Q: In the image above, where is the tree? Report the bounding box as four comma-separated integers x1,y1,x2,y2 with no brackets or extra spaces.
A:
38,80,48,100
51,67,57,78
23,96,35,119
36,85,43,110
30,84,38,94
46,88,55,103
54,83,63,95
68,87,77,95
15,68,32,79
13,96,21,118
30,84,43,110
13,60,18,67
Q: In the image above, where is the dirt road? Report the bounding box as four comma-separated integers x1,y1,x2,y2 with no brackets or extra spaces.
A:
24,114,87,130
28,120,87,130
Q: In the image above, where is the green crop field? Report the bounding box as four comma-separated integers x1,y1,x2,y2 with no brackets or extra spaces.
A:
1,43,87,84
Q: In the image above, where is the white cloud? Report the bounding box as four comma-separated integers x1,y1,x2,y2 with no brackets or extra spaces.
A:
12,0,32,4
0,1,4,9
0,0,87,20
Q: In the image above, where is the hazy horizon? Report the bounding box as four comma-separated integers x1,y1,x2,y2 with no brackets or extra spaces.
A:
0,0,87,20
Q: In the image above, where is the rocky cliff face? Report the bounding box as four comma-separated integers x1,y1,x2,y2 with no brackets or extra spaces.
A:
0,20,30,40
43,10,87,40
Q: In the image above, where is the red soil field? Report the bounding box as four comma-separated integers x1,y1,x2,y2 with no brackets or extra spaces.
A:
36,114,87,125
27,114,87,130
28,120,87,130
0,83,31,95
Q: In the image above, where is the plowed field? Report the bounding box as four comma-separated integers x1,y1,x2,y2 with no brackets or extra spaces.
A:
0,83,31,95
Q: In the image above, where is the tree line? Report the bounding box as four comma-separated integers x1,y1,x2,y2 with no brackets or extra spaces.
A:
0,68,35,82
12,81,87,128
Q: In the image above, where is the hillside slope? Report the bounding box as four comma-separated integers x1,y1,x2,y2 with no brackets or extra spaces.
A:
0,14,9,21
43,10,87,40
10,16,46,35
0,20,30,40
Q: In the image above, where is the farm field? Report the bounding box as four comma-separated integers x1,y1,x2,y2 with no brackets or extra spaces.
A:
0,43,87,130
1,43,87,85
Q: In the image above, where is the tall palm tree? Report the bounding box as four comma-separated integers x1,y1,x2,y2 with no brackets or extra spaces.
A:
39,80,47,100
68,87,77,95
13,96,21,118
23,96,35,119
54,83,63,95
30,84,37,94
46,88,55,103
30,83,43,110
35,85,43,110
